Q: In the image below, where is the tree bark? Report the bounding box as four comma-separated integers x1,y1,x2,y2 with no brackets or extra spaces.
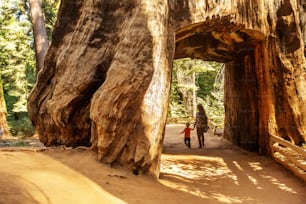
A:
29,0,49,73
28,0,174,176
28,0,306,177
174,0,306,155
0,79,10,138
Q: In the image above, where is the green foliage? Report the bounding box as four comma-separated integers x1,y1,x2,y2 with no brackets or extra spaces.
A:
0,0,35,134
8,112,35,137
168,67,187,118
0,0,60,136
0,0,35,111
172,58,215,117
169,58,225,128
42,0,60,41
197,62,219,97
0,0,36,136
199,64,225,127
0,0,59,136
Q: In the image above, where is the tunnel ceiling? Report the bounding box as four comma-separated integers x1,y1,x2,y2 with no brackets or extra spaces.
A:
174,16,266,62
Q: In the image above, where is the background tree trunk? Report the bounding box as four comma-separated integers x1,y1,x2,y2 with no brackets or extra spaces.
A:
0,79,10,138
29,0,49,73
28,0,306,177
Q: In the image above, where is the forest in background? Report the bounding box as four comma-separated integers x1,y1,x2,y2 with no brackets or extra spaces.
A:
0,0,224,137
170,59,224,127
0,0,59,136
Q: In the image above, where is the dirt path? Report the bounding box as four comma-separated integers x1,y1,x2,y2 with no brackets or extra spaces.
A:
0,124,305,204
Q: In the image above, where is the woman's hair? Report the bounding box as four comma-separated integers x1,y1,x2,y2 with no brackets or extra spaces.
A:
197,104,207,116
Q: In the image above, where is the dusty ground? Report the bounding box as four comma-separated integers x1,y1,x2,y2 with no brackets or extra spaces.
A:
0,124,305,204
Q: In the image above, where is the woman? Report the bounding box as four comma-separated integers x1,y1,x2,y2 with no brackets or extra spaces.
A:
194,104,208,148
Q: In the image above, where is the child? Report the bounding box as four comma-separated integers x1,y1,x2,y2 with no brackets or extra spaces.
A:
180,122,194,148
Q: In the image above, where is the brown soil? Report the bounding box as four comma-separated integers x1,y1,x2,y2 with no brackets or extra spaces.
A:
0,124,305,204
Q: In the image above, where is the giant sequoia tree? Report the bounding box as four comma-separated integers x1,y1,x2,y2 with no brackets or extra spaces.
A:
28,0,306,177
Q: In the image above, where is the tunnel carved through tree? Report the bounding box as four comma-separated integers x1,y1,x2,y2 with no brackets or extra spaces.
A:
28,0,306,177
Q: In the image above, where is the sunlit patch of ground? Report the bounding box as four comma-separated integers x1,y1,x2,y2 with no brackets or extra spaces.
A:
161,154,232,180
159,153,255,203
158,124,304,204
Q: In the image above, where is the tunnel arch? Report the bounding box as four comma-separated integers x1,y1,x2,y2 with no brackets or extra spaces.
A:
174,16,265,62
174,16,266,152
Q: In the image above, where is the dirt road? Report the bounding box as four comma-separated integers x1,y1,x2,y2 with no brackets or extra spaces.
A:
0,124,305,204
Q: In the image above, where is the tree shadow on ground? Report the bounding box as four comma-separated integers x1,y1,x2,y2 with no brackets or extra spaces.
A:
160,124,305,203
0,172,44,204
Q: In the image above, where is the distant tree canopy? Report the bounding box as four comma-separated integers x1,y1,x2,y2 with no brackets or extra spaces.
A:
169,58,224,127
0,0,59,135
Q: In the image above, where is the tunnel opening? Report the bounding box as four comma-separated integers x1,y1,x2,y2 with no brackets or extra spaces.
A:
168,58,224,125
165,16,266,153
166,58,225,152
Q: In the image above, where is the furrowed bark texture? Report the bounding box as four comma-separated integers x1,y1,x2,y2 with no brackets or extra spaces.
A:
28,0,174,176
28,0,306,176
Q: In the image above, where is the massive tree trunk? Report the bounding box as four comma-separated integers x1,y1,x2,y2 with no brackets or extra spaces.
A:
28,0,306,177
174,0,306,155
28,1,174,176
29,0,49,72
